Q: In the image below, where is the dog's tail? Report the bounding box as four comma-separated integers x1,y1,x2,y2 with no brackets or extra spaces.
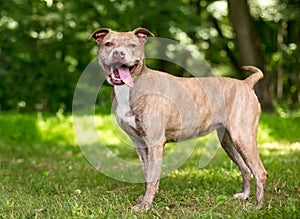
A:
242,66,264,88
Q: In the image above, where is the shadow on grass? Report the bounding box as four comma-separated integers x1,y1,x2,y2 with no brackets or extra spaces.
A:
153,144,300,217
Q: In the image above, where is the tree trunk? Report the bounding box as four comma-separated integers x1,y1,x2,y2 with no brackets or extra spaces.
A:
227,0,273,111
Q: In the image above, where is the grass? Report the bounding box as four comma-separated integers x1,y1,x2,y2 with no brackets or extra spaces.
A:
0,112,299,218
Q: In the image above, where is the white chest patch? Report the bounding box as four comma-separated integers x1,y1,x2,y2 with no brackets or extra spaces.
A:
113,86,136,129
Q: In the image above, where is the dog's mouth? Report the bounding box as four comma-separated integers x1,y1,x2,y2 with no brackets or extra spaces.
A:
104,62,138,87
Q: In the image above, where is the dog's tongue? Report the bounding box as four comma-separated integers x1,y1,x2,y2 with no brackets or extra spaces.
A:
118,66,134,87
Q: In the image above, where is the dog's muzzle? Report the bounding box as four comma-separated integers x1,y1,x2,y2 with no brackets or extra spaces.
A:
103,62,138,87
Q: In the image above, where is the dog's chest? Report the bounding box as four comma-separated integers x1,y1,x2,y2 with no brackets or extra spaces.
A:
113,86,137,131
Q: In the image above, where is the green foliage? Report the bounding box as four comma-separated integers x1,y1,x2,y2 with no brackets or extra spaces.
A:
0,0,299,112
0,112,299,217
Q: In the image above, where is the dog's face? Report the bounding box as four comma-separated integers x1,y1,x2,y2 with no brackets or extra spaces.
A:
89,28,154,87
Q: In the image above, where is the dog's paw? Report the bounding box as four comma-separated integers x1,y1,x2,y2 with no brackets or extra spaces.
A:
256,201,263,210
136,195,144,203
133,201,151,212
233,192,249,200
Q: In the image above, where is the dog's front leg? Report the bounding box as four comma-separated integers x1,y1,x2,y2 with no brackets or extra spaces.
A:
133,141,164,212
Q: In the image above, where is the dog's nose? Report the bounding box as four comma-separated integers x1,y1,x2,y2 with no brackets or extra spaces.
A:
113,49,125,59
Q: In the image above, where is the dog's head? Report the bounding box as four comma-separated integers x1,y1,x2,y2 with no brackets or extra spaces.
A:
89,28,154,87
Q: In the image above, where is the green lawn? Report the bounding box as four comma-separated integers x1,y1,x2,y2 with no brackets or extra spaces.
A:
0,112,299,218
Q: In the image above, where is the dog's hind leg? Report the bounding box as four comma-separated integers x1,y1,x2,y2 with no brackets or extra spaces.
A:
217,128,252,201
224,125,268,210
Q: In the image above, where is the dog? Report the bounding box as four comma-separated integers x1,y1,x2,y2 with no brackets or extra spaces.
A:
89,27,268,211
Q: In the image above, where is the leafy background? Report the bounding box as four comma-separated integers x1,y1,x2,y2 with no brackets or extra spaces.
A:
0,0,299,113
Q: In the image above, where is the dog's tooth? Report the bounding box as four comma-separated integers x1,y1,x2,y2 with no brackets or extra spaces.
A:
111,73,120,81
110,66,114,74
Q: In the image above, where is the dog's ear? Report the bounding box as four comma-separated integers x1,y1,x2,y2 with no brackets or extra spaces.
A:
89,28,111,44
133,28,154,44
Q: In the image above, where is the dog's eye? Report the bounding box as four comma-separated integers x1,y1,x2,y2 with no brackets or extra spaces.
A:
105,42,113,47
129,43,136,48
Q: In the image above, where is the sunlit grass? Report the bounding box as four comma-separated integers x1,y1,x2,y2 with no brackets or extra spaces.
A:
1,112,298,148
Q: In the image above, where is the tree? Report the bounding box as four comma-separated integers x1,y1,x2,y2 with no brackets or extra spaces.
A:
227,0,273,111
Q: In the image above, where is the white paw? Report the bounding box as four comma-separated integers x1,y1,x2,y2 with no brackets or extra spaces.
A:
133,201,151,212
233,192,249,200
